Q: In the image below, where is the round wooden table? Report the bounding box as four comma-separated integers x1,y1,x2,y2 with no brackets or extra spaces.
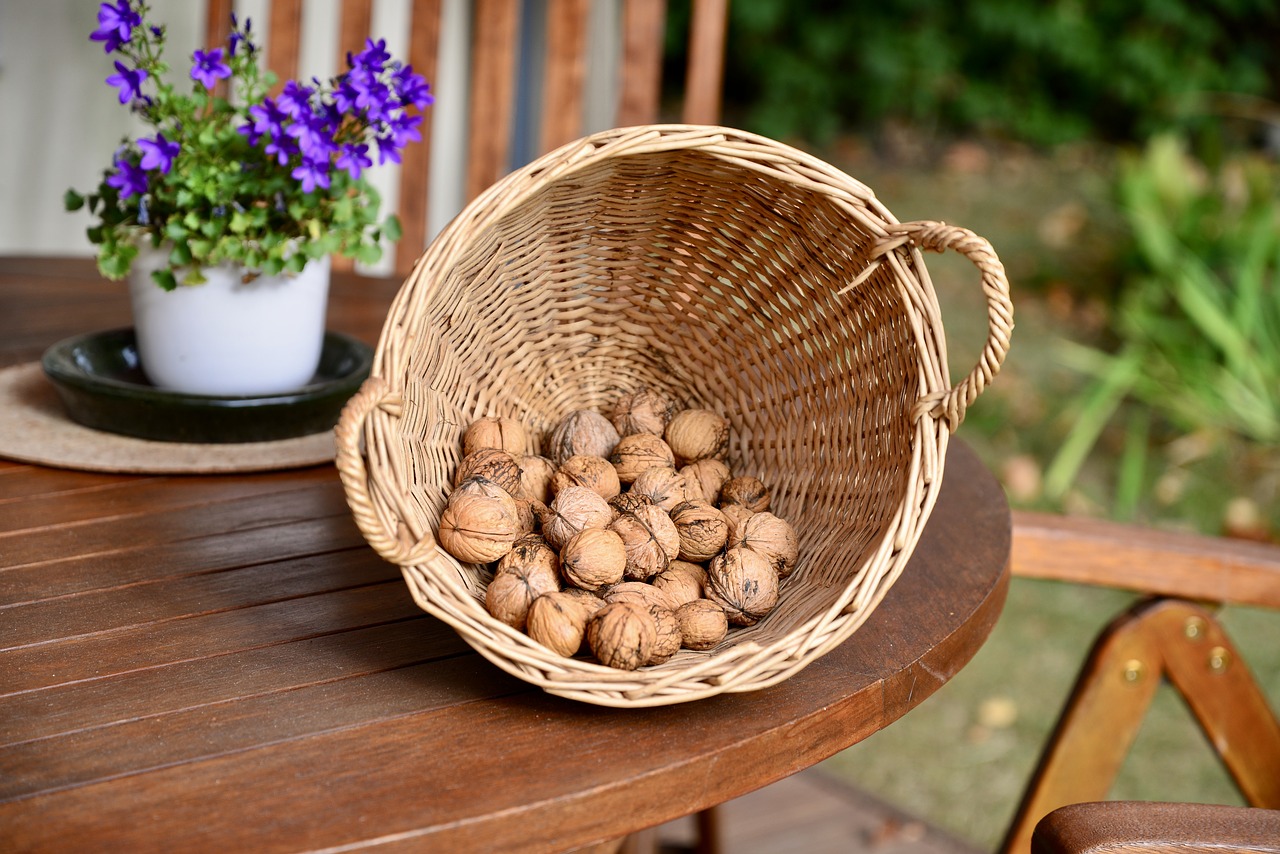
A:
0,257,1011,853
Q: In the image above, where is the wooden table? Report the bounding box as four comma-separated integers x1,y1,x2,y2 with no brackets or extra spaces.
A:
0,257,1011,853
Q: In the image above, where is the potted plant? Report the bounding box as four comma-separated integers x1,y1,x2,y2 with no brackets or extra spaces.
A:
65,1,432,396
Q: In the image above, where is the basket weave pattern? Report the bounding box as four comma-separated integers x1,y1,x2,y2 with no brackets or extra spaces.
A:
336,125,1012,707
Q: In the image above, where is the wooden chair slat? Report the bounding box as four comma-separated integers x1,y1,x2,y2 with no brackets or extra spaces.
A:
395,0,444,274
266,0,304,95
466,0,522,204
616,0,668,127
540,0,592,154
682,0,728,124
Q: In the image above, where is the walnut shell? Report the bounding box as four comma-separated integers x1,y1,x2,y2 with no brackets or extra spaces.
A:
537,485,614,550
609,491,654,517
498,533,560,579
546,409,620,465
680,458,732,505
485,559,560,630
560,527,627,591
559,586,606,618
515,454,557,504
602,580,673,611
608,387,676,437
587,601,656,670
706,546,779,626
453,448,522,493
526,591,592,657
668,499,730,562
651,560,708,608
609,503,680,580
719,475,771,512
551,455,621,501
675,599,729,650
719,503,756,540
664,408,729,466
609,432,676,484
438,477,522,564
464,416,528,456
630,466,690,512
646,602,683,665
729,511,799,578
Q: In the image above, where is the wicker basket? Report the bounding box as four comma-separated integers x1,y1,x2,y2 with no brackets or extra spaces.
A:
335,125,1013,707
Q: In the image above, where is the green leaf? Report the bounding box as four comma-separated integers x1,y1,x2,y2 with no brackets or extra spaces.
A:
64,189,85,212
151,268,179,292
382,214,403,242
169,241,192,266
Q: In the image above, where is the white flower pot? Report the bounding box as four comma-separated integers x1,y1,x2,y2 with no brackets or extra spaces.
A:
128,251,332,396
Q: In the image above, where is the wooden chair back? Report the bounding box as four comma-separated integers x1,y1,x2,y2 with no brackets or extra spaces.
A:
204,0,729,277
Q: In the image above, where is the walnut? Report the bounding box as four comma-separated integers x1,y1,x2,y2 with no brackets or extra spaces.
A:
680,458,732,505
609,432,675,484
485,558,560,630
630,466,690,512
719,503,756,540
602,580,672,611
675,599,729,650
601,583,680,665
515,454,557,504
498,533,560,579
664,408,729,465
728,511,799,578
537,485,613,550
559,586,606,618
706,546,779,626
608,387,676,437
437,476,523,564
551,454,621,501
464,416,528,456
526,591,592,657
546,409,620,465
719,475,771,512
453,448,522,493
609,503,680,580
560,527,627,591
651,560,708,608
512,496,537,534
587,601,656,670
668,499,729,562
609,491,654,517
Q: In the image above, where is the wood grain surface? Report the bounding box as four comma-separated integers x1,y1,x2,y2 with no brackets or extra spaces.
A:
0,257,1010,853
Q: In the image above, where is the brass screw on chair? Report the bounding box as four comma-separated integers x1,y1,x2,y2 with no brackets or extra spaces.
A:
1184,616,1206,641
1208,646,1231,673
1122,659,1146,683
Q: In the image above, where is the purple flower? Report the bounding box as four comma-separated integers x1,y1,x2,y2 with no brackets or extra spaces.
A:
374,134,403,165
190,48,231,89
90,1,141,53
336,143,372,179
385,111,423,148
240,98,287,145
287,116,338,162
106,60,148,104
106,157,148,199
393,65,433,110
353,38,390,72
291,157,331,193
277,80,315,118
137,133,180,173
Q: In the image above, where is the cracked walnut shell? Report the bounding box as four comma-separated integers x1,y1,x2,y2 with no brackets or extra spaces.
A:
609,432,676,484
453,448,522,494
668,499,730,562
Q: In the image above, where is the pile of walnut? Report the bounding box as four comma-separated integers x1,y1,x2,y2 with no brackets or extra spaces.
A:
436,388,799,671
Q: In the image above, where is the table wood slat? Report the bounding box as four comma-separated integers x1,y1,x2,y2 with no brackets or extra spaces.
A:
0,509,362,606
0,480,348,570
2,581,420,696
0,619,463,746
0,467,157,502
2,547,397,649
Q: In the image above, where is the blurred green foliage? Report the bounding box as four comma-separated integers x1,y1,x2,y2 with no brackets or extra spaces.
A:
671,0,1278,147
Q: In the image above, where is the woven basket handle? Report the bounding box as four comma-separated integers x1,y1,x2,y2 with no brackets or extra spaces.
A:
872,221,1013,432
334,376,421,565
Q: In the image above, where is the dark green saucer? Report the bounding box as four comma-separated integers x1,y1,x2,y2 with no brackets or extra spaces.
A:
41,328,373,444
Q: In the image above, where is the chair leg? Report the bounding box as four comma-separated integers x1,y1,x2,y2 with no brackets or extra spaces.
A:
999,597,1280,854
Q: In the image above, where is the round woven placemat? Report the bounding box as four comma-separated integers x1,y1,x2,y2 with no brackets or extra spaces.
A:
0,362,335,474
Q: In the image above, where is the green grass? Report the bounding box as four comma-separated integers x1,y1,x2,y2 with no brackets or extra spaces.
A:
806,131,1280,851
